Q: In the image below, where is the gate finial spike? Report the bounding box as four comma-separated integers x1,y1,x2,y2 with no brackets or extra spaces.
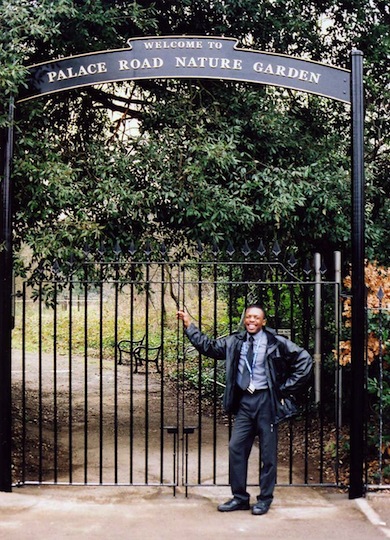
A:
52,260,60,275
241,240,251,257
128,241,136,256
160,242,167,257
83,243,90,257
67,253,75,268
98,242,105,257
226,241,235,257
256,239,266,257
272,240,281,258
144,240,152,257
303,259,312,276
196,239,203,256
288,253,297,267
114,240,122,257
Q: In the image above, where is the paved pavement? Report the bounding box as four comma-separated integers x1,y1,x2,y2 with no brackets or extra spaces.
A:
0,484,389,539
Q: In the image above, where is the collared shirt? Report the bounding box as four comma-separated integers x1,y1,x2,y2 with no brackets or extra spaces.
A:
237,330,268,389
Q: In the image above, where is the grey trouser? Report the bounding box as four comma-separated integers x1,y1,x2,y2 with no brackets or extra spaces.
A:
229,389,277,504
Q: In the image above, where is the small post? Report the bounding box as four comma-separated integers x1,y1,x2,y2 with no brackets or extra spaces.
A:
314,253,321,404
349,49,366,500
334,251,343,427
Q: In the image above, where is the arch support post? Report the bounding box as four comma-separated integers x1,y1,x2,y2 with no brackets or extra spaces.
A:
349,50,365,500
0,97,14,492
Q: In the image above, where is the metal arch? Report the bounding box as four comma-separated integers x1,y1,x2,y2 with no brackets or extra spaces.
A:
19,36,350,103
0,38,365,497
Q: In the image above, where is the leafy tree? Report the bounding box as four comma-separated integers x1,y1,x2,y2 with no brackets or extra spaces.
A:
0,0,388,275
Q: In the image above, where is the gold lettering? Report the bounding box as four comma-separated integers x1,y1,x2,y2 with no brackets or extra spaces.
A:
253,62,321,85
46,62,107,83
263,64,274,75
175,57,186,68
96,62,107,74
287,67,299,78
299,70,309,81
187,57,198,68
77,65,88,77
119,59,129,71
309,72,321,84
57,70,67,81
118,57,163,70
47,72,57,83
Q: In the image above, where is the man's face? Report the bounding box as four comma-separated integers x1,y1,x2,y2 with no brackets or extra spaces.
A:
244,307,266,334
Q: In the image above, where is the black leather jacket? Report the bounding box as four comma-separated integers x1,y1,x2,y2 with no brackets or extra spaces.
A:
185,323,313,423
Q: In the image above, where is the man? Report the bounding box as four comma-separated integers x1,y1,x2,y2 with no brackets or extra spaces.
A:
177,304,312,515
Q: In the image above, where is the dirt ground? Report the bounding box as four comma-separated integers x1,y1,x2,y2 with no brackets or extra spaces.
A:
12,349,234,487
11,348,344,490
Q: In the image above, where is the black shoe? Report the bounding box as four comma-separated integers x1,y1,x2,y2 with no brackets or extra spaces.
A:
218,498,250,512
251,501,271,515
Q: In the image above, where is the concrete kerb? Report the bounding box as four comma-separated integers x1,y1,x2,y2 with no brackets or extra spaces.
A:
0,484,389,540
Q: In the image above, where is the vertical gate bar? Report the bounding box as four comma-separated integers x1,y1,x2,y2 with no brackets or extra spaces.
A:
68,275,73,483
302,279,310,480
159,261,165,483
167,428,177,496
319,283,325,484
302,282,310,485
289,284,294,340
22,282,27,484
53,279,58,482
83,263,89,484
114,260,119,484
144,260,150,483
314,254,322,404
177,262,182,494
228,261,233,334
129,263,135,483
38,282,43,482
180,264,185,489
288,420,293,484
364,308,369,488
274,266,281,330
99,264,104,484
227,262,234,441
377,293,384,485
334,289,341,487
185,430,189,497
212,259,218,483
302,279,310,354
304,386,310,484
197,261,203,484
243,259,249,308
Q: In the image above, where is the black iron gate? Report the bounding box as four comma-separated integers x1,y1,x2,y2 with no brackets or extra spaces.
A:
12,244,346,493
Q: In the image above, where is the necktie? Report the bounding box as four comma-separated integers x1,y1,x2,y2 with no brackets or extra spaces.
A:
241,336,254,390
247,335,254,367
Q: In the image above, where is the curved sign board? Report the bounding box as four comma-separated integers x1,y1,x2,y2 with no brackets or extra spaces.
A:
19,36,350,104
